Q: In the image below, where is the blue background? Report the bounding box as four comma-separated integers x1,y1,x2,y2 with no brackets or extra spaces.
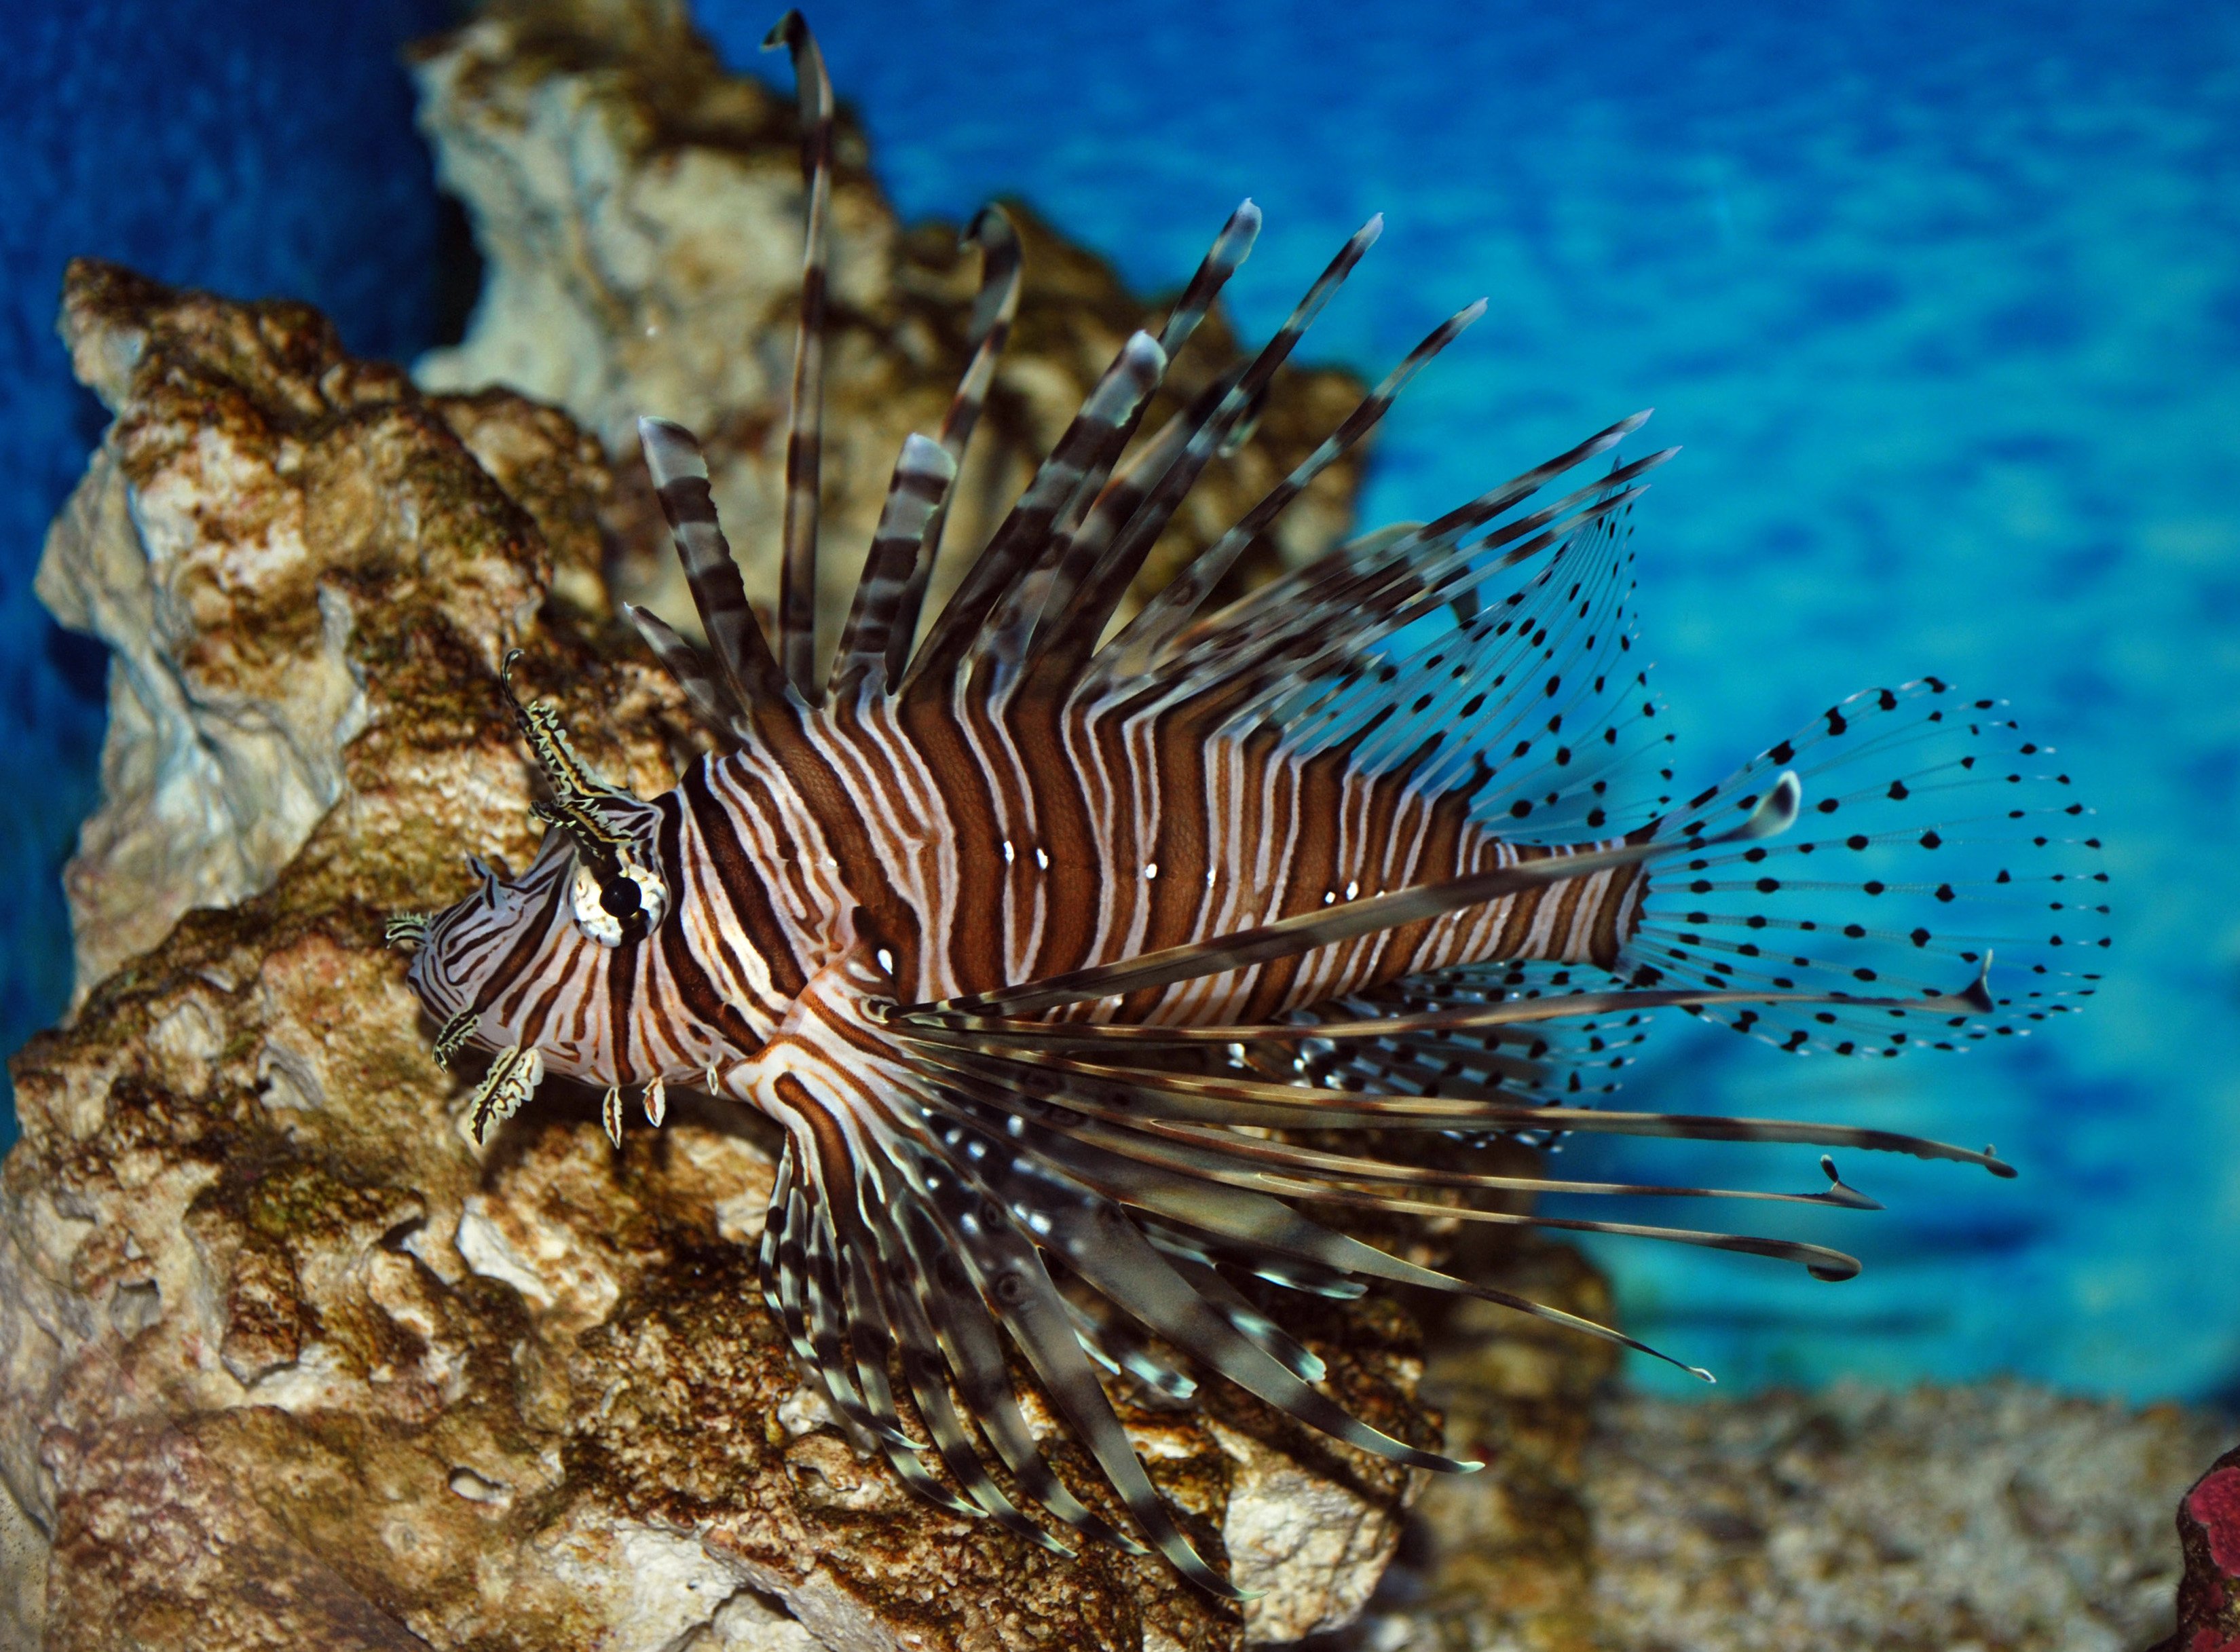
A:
3,0,2235,1402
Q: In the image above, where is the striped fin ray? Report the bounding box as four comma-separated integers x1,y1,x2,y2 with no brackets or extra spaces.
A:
900,1036,1885,1222
955,211,1368,694
624,603,747,735
999,368,1247,677
796,1211,893,1444
805,1181,926,1450
759,1162,821,1372
760,1141,893,1446
853,1199,1072,1539
764,10,836,698
903,1043,2015,1172
829,434,958,699
1300,960,1656,1106
904,1074,1491,1473
884,208,1026,684
751,953,1226,1573
1155,199,1263,360
1006,1112,1872,1284
1151,446,1677,745
1060,1281,1210,1398
947,1257,1242,1588
635,415,788,713
1018,216,1387,683
881,1182,1146,1555
1101,296,1488,679
894,1120,1241,1593
908,1070,1716,1383
1273,481,1680,839
1110,411,1661,713
1165,1257,1319,1385
901,963,1998,1055
1031,199,1265,557
1026,198,1264,588
834,1231,1000,1523
895,1033,1969,1271
1089,443,1672,792
901,330,1169,693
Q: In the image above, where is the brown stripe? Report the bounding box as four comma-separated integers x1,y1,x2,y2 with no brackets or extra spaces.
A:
758,713,916,976
1590,862,1645,970
682,757,808,1000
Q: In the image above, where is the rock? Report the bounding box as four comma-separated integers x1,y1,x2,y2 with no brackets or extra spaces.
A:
1368,1237,1622,1651
2159,1442,2240,1652
407,0,1367,660
32,262,613,1005
1,259,1421,1651
1352,1374,2231,1652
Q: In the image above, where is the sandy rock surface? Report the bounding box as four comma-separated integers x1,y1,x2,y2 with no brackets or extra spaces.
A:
0,257,1421,1651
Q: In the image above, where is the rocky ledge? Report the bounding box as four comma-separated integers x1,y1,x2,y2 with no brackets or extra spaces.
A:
1,253,1419,1651
1361,1371,2233,1652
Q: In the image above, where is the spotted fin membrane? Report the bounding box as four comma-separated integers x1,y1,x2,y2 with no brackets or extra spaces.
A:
1617,679,2106,1054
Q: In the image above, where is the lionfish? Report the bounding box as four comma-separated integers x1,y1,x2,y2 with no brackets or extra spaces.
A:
386,12,2106,1596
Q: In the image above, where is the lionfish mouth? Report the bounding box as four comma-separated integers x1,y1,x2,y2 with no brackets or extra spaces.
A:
387,8,2106,1598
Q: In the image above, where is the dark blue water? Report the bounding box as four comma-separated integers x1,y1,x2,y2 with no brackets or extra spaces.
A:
3,0,2235,1402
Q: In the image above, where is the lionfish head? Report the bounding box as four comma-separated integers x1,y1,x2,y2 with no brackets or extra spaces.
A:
385,650,671,1043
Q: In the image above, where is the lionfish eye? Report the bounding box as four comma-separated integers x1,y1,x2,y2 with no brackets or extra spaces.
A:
500,650,670,948
568,852,667,948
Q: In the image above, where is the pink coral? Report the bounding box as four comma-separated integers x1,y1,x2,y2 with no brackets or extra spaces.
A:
2191,1467,2240,1577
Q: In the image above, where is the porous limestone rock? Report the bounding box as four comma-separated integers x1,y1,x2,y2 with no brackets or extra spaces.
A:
408,0,1366,662
1373,1237,1624,1651
32,269,614,1005
1,263,1422,1651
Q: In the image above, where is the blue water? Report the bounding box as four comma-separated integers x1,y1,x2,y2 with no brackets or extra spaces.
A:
3,0,2235,1403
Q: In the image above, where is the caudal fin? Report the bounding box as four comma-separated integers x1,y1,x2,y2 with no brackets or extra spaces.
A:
1618,678,2107,1054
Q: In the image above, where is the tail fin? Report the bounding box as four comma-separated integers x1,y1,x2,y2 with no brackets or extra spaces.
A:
1618,679,2106,1054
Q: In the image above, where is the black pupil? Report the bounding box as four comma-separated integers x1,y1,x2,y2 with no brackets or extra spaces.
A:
599,876,642,918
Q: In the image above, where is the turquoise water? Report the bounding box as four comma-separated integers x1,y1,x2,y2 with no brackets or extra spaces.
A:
3,0,2235,1402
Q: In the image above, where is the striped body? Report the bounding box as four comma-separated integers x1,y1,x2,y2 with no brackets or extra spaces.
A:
408,690,1646,1093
